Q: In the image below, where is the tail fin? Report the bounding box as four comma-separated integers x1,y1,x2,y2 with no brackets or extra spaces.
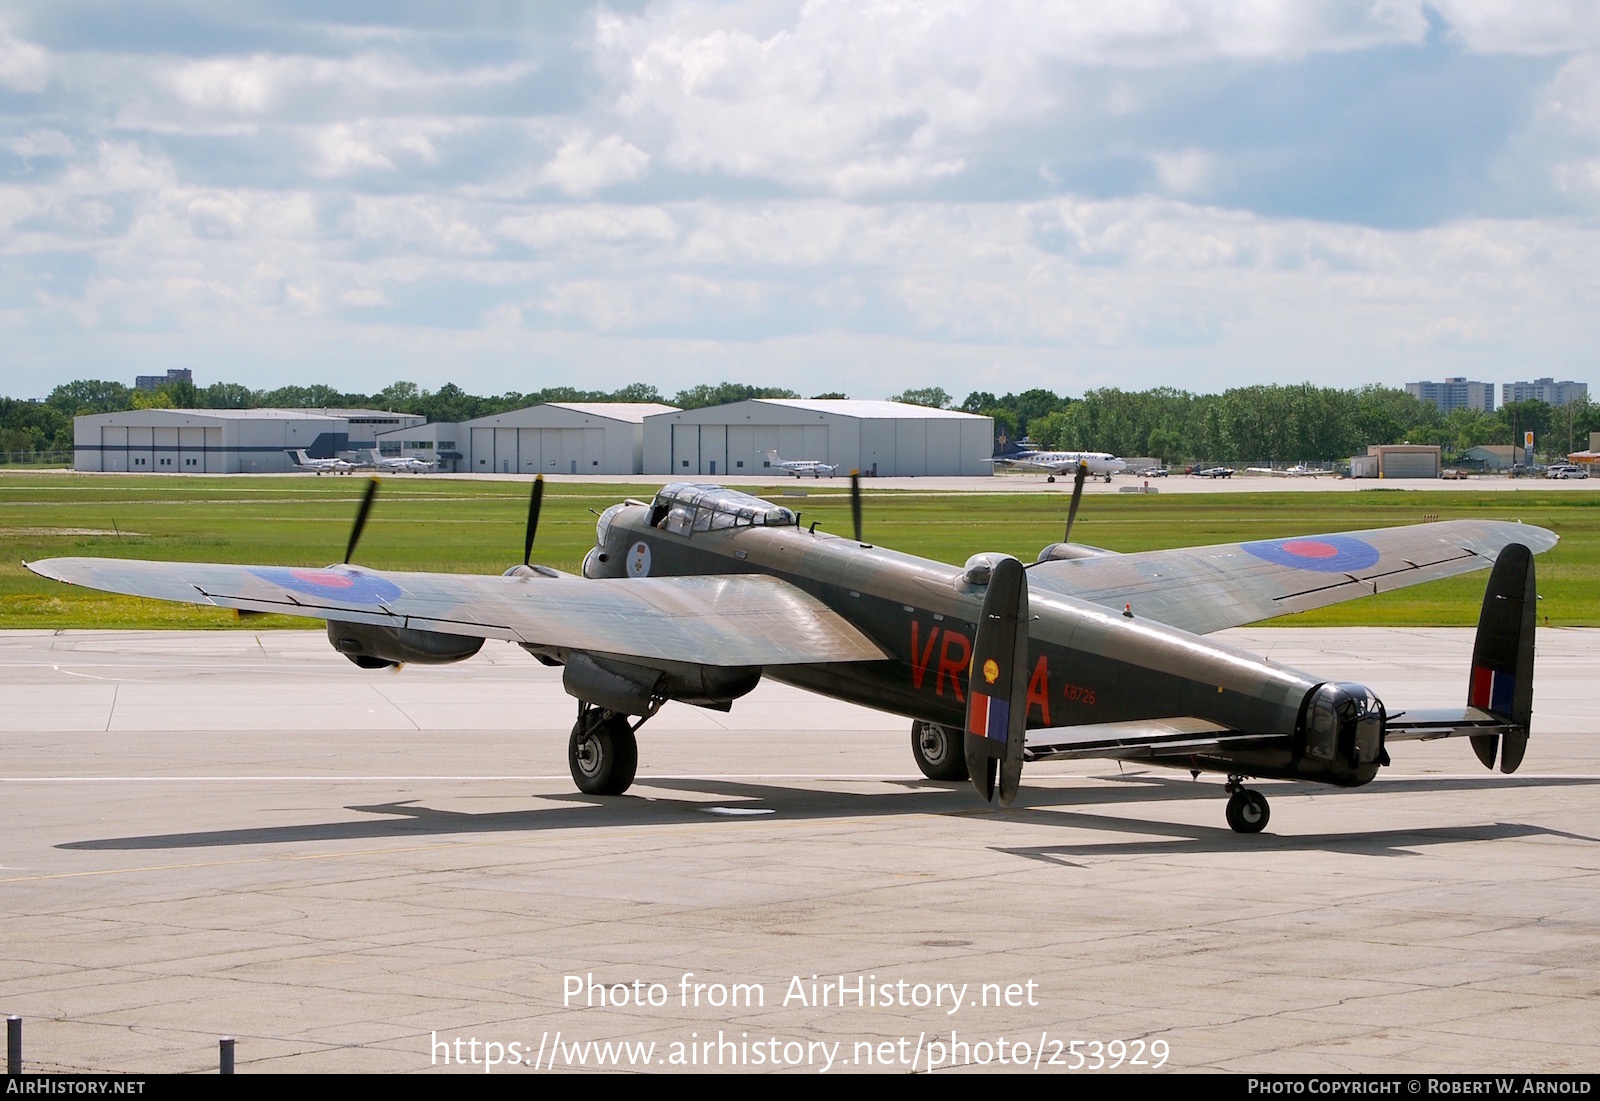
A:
964,556,1029,806
1467,543,1536,773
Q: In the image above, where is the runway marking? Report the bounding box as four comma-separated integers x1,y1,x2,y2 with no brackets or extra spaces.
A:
3,772,1597,783
0,773,934,783
48,664,120,681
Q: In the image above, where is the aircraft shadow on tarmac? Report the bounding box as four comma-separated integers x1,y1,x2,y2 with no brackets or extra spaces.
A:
55,773,1600,856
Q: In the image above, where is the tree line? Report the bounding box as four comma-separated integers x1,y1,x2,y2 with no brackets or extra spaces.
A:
898,384,1598,464
4,377,1596,464
1,379,813,454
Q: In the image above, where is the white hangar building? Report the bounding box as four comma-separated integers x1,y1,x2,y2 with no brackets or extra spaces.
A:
642,399,995,478
445,402,679,476
73,408,422,473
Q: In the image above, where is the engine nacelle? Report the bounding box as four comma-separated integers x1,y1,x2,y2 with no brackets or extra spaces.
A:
327,621,485,669
562,652,762,715
1036,542,1116,563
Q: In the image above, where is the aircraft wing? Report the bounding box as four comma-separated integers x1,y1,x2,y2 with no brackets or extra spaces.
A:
1026,519,1559,635
25,558,890,667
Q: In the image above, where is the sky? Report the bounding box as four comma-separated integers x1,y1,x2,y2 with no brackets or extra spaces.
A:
2,1,1598,401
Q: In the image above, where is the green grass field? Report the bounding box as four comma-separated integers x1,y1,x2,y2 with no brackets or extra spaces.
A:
1,473,1594,629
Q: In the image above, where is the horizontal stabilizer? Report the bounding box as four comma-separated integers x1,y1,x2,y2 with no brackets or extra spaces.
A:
1025,716,1276,763
1384,708,1525,743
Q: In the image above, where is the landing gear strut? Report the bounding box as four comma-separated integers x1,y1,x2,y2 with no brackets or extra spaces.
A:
569,703,641,795
911,720,969,781
1223,775,1269,834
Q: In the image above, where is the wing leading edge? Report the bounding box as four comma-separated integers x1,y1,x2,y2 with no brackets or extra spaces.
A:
1026,519,1558,635
25,557,888,668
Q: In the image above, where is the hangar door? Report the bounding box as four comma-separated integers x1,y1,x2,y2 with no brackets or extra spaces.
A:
1382,452,1438,479
730,424,828,474
100,426,127,472
522,428,605,474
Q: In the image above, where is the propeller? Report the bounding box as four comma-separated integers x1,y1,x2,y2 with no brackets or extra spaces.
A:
344,477,381,564
523,475,545,566
1061,459,1089,545
850,470,863,543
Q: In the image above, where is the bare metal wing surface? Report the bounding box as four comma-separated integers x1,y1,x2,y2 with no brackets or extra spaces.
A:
1026,519,1559,635
24,558,888,667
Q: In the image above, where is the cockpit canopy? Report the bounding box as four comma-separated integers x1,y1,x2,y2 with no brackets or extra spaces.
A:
647,483,797,536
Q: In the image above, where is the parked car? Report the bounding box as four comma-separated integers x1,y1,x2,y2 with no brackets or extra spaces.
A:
1546,465,1589,479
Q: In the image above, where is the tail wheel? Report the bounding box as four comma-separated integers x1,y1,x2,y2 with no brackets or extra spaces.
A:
1225,789,1270,834
569,713,639,795
911,721,970,781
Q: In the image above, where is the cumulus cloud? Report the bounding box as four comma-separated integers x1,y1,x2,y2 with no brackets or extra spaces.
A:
593,0,1440,194
5,129,73,160
0,23,49,92
538,132,651,195
1431,0,1600,55
4,2,1600,398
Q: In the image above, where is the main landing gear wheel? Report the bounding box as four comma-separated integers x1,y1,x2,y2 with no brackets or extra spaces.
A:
1046,475,1056,483
569,712,638,796
911,721,969,781
1225,787,1270,834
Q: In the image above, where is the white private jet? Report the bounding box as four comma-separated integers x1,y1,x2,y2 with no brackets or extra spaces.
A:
366,449,433,474
762,450,838,478
286,449,355,475
990,447,1126,483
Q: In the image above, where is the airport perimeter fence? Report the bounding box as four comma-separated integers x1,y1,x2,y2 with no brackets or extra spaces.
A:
0,451,71,467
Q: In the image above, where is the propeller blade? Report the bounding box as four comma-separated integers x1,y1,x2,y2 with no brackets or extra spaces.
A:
1062,459,1088,544
524,475,545,566
344,477,381,564
850,470,862,543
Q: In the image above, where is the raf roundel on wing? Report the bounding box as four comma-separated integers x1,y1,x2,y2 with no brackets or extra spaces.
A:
249,566,404,604
1242,535,1381,573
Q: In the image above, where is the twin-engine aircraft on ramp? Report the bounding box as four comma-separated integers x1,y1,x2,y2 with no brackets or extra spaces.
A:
27,463,1555,834
990,446,1127,482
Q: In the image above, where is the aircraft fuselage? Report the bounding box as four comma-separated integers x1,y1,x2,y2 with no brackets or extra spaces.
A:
584,498,1380,788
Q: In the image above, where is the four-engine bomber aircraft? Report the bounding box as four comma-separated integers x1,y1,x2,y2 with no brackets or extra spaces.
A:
26,468,1555,833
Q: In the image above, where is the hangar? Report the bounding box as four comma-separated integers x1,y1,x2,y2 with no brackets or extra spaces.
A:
1348,444,1443,479
642,400,994,478
455,403,678,476
73,409,422,474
